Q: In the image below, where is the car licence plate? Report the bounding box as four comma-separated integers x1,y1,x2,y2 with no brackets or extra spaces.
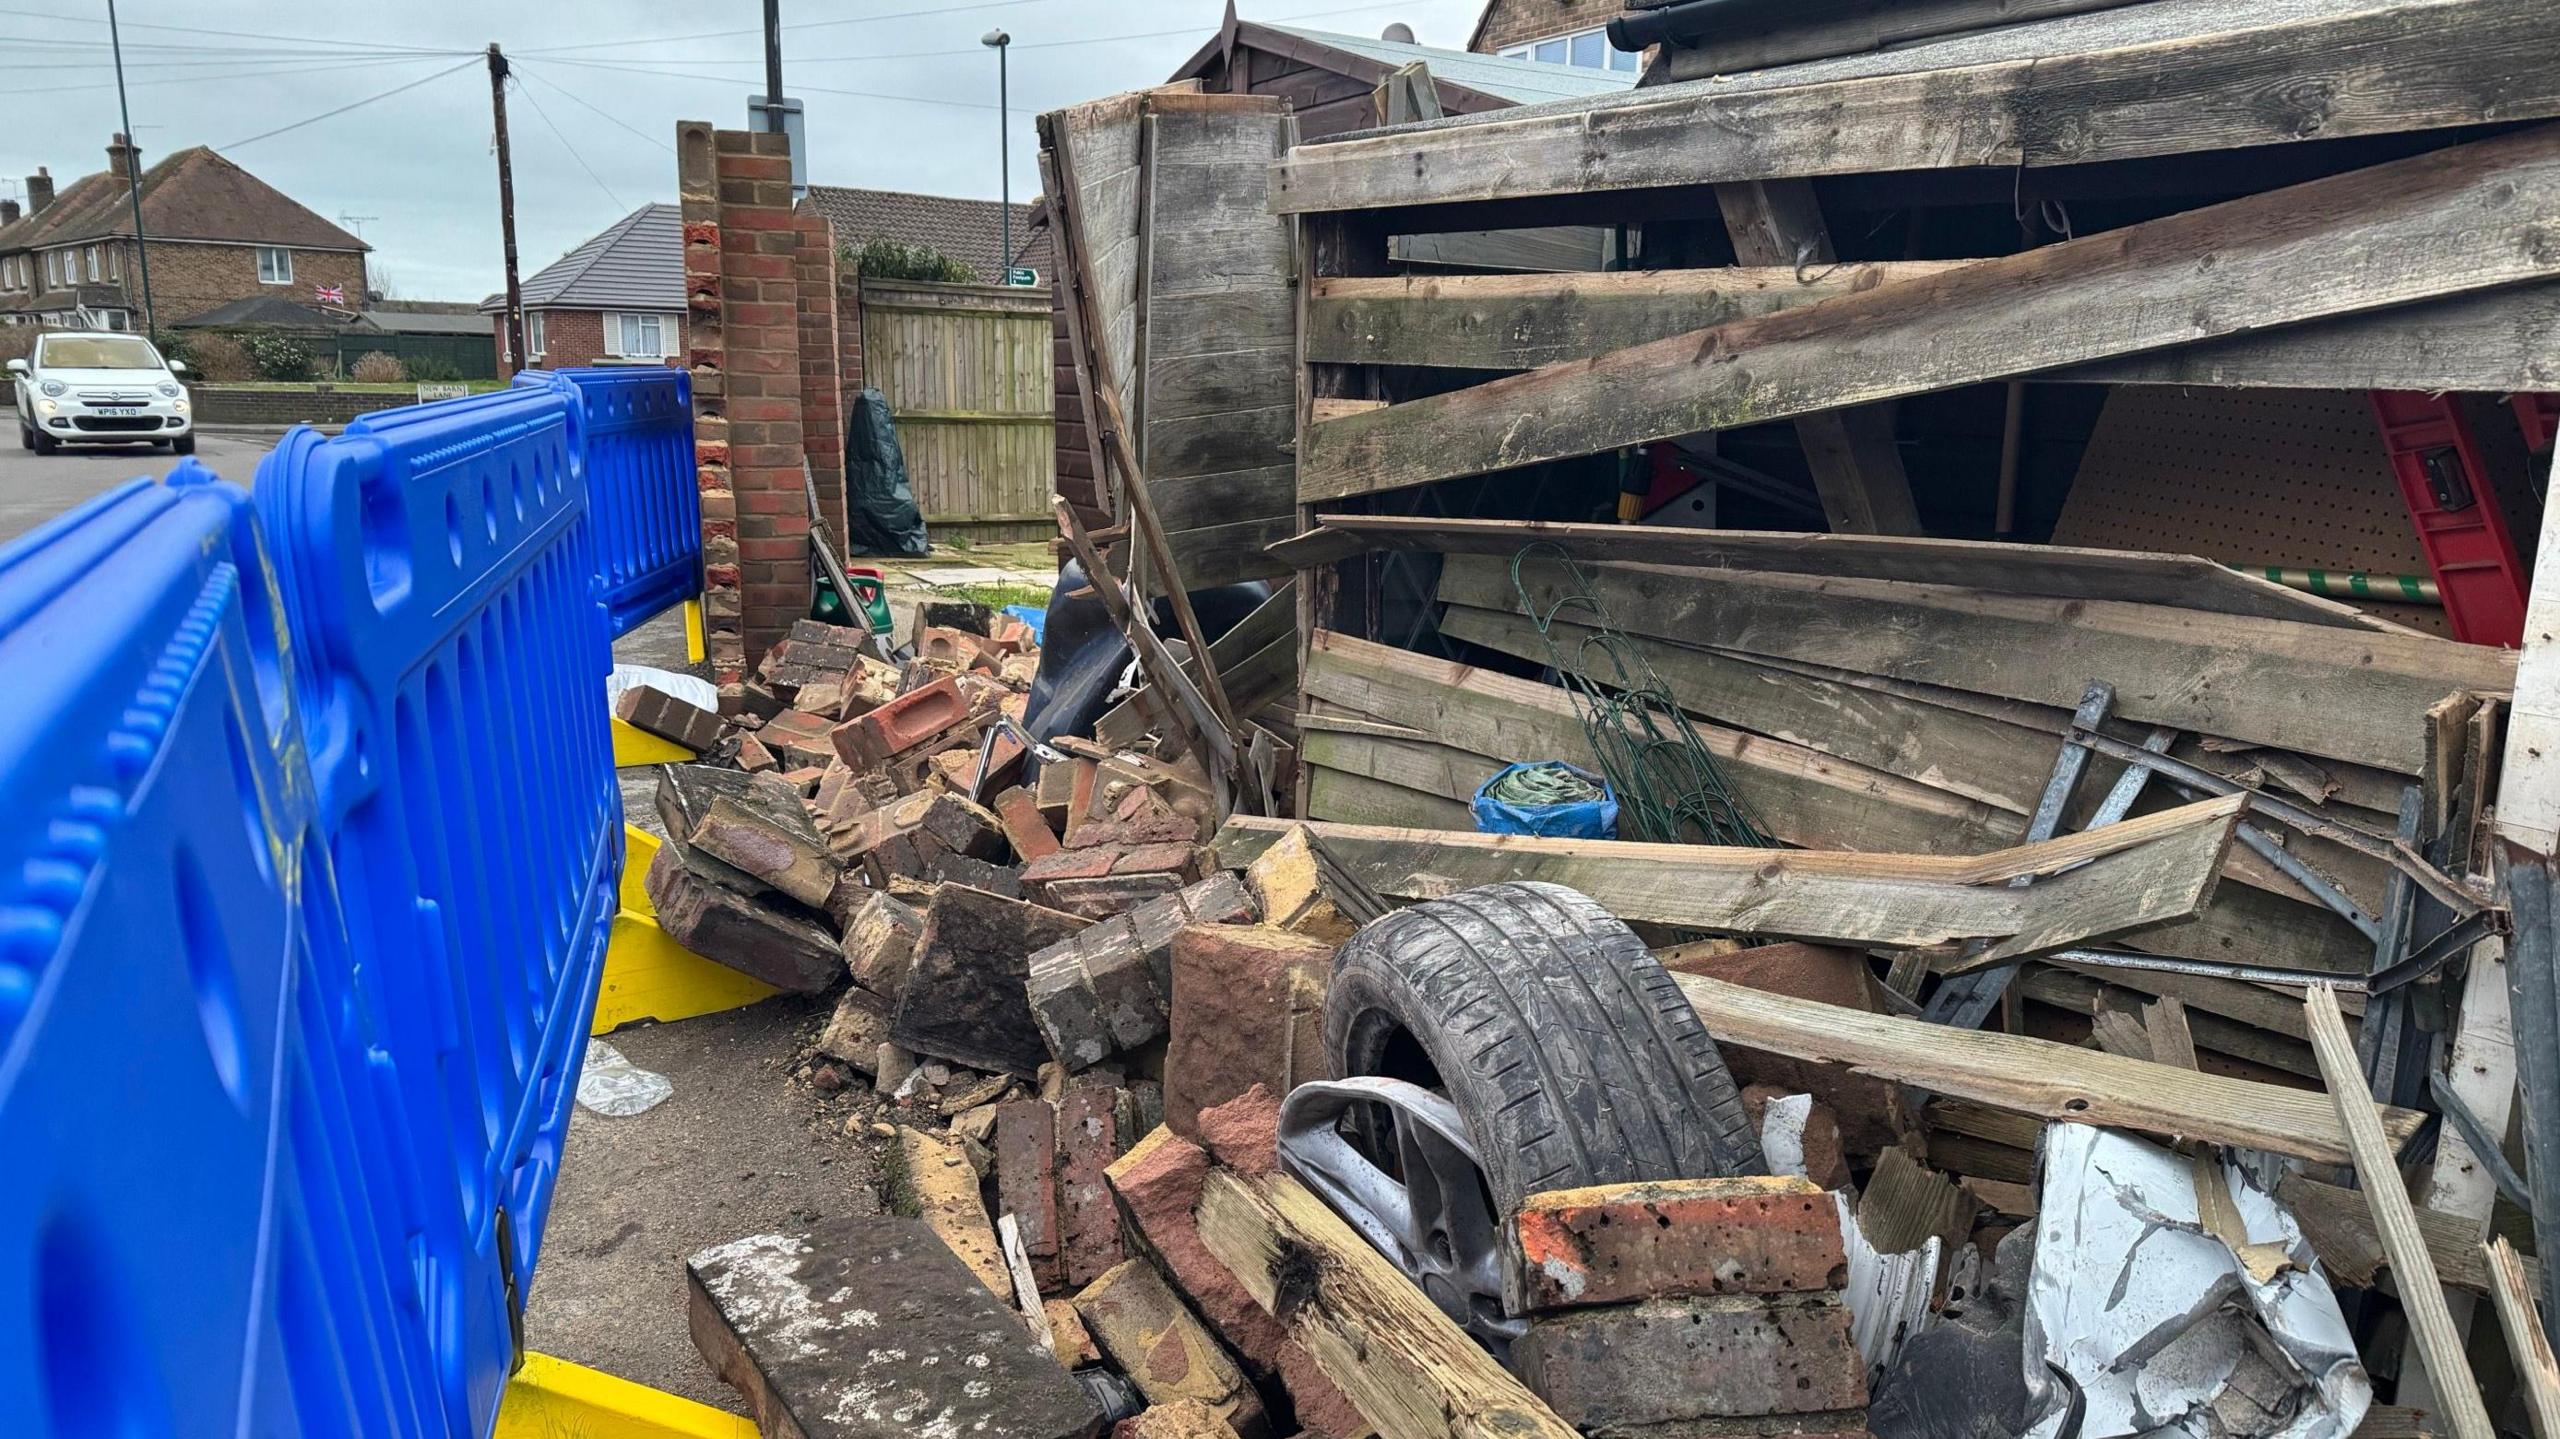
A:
92,406,140,417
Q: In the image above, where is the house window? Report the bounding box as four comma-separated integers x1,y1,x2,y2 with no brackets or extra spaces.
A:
605,311,667,360
107,247,120,281
257,246,293,284
84,245,99,281
44,251,59,288
526,311,546,359
1502,26,1642,71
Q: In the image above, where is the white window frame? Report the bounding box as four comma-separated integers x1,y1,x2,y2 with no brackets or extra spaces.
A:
604,311,667,361
1499,25,1642,71
256,246,293,284
107,246,120,281
84,245,99,282
526,310,546,360
44,250,60,288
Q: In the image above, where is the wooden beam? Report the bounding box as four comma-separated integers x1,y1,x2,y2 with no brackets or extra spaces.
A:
2486,1238,2560,1439
1674,974,2422,1166
2275,1174,2540,1297
2305,984,2496,1439
1194,1168,1580,1439
1304,269,2560,394
1441,554,2515,777
1269,0,2560,213
1214,796,2244,962
1266,514,2393,631
1296,124,2560,504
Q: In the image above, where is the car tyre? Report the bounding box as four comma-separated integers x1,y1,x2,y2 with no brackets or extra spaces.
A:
170,434,195,456
16,424,30,452
30,429,57,455
1323,880,1764,1215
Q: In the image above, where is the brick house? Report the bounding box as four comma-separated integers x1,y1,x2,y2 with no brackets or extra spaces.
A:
0,135,368,331
482,202,684,376
1468,0,1648,70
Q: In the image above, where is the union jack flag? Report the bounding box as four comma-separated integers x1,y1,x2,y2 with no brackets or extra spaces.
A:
314,284,346,304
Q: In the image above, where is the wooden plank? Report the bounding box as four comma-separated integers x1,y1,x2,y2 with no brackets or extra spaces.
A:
2485,1238,2560,1439
2304,984,2495,1439
1441,554,2515,776
1214,796,2244,962
1194,1168,1580,1439
1266,514,2393,631
1440,601,2391,915
2014,966,2320,1078
1304,629,2012,857
1304,265,1966,371
1306,765,1476,829
1716,178,1923,537
1296,125,2560,504
2277,1173,2541,1296
1269,0,2560,213
1673,974,2422,1166
1308,268,2560,393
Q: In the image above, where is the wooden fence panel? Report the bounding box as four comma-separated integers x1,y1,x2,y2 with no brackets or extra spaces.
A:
859,278,1057,545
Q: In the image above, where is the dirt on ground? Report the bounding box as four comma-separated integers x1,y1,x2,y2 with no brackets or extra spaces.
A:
526,997,904,1409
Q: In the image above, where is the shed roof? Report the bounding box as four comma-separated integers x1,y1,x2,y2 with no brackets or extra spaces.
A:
1263,23,1638,105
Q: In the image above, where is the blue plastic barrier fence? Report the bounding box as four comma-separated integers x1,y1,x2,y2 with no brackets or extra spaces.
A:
0,470,402,1434
1,381,631,1437
516,367,699,639
255,384,622,1436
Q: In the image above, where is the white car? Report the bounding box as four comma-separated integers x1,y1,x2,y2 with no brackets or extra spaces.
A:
9,330,193,456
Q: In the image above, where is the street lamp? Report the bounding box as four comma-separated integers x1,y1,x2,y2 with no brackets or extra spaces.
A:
983,28,1011,281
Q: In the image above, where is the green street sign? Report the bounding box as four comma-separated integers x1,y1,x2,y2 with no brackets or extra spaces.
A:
1005,267,1039,287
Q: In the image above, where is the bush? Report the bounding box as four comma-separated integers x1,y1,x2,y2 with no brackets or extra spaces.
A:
843,237,979,284
0,327,34,368
348,350,408,383
183,331,258,382
240,331,314,382
406,354,463,382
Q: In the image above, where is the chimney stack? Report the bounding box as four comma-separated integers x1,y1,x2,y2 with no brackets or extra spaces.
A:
107,134,137,180
26,167,52,215
0,199,18,227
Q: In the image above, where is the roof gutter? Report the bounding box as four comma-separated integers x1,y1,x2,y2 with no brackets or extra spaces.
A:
1607,0,1870,51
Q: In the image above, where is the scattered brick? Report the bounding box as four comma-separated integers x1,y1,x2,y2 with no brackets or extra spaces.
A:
841,890,925,1000
1055,1085,1123,1288
833,675,976,770
735,733,779,773
1065,816,1202,851
1027,875,1256,1071
1162,924,1333,1137
1042,873,1188,920
616,684,727,752
756,707,837,770
891,887,1090,1077
1660,942,1906,1161
815,987,892,1072
685,773,839,909
1045,1298,1100,1369
644,843,841,992
1511,1294,1867,1429
991,785,1062,861
890,1126,1011,1300
1115,1402,1242,1439
1072,1260,1267,1438
995,1100,1064,1293
1511,1176,1846,1312
1244,824,1382,945
1194,1085,1281,1178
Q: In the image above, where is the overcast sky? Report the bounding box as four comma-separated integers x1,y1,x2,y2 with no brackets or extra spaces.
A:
5,0,1484,301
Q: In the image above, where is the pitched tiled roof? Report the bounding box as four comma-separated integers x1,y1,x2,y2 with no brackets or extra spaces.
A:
805,186,1051,282
173,295,349,328
482,203,683,313
0,146,366,254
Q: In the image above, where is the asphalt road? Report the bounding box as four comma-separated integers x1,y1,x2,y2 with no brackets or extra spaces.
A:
0,429,281,545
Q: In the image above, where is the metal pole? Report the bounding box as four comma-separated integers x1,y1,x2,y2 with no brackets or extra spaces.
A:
487,44,527,371
107,0,155,336
999,42,1010,270
763,0,786,133
985,30,1012,277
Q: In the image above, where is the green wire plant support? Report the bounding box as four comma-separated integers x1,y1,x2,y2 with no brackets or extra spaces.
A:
1507,542,1773,848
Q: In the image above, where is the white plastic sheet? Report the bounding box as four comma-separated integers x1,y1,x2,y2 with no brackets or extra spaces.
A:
576,1040,673,1117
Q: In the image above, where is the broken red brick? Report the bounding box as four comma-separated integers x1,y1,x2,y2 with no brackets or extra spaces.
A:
756,708,837,770
1163,925,1333,1137
990,785,1061,862
1194,1085,1281,1178
615,685,727,751
995,1099,1064,1292
1511,1176,1846,1312
1065,816,1202,851
1512,1293,1867,1428
1054,1085,1122,1288
831,675,975,769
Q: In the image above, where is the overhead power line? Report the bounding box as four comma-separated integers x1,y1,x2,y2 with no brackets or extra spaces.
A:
511,63,676,154
218,56,481,153
16,53,443,99
0,5,462,55
509,73,626,210
519,0,1059,57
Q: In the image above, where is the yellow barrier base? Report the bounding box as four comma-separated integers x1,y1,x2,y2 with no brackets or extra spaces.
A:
612,718,696,769
593,826,778,1036
498,1352,755,1439
682,597,707,665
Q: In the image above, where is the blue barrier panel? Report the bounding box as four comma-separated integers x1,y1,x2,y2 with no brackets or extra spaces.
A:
516,367,699,639
0,468,433,1435
256,384,622,1437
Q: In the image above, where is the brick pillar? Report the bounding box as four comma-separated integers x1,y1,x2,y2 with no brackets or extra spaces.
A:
836,267,866,400
701,126,811,674
676,120,745,685
794,207,849,546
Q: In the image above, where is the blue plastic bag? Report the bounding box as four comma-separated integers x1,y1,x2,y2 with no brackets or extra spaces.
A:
1472,761,1619,839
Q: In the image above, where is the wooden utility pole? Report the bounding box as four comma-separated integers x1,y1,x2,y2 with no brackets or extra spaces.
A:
487,43,527,370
